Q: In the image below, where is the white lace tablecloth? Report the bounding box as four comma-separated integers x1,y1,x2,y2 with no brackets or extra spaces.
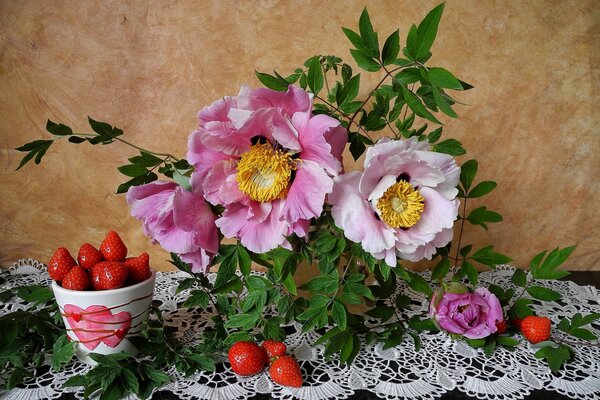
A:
1,259,599,400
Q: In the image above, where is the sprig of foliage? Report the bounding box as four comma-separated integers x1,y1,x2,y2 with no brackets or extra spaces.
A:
63,352,171,400
16,118,182,194
0,285,74,390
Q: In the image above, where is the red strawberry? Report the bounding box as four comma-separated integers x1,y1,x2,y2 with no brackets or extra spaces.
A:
495,319,508,335
48,247,77,281
269,356,303,388
124,253,151,284
91,261,128,290
77,243,103,269
262,340,287,362
228,341,266,376
520,316,551,344
99,231,127,261
62,266,90,291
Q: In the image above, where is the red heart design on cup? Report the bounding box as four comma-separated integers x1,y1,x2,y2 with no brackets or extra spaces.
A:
64,304,132,350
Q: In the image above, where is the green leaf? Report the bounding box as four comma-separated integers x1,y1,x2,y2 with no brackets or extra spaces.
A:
407,272,433,297
483,339,496,356
576,313,600,327
405,24,418,59
415,2,445,59
460,245,472,258
496,336,520,347
569,328,597,341
46,120,74,136
117,164,148,178
88,117,123,139
432,138,466,156
468,181,497,198
365,306,394,322
511,269,527,288
342,28,377,58
401,86,441,125
431,257,450,280
526,286,561,301
427,127,443,143
15,139,53,170
282,272,297,296
182,290,210,309
16,285,53,304
432,86,457,118
531,246,575,280
408,316,438,332
255,71,289,91
472,245,512,268
382,30,400,65
428,67,463,90
512,298,534,318
358,7,379,57
224,331,253,346
224,313,259,330
467,206,503,230
307,56,324,94
51,335,75,371
332,300,347,331
338,74,361,106
300,274,339,294
459,160,478,193
344,282,375,300
263,318,286,341
461,260,478,285
395,294,411,309
349,49,381,72
120,369,140,395
535,345,571,373
349,132,372,160
63,375,87,388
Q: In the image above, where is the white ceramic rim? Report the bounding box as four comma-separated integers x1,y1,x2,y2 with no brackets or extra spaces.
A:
51,271,156,298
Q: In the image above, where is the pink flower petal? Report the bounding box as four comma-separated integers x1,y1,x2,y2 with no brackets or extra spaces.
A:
283,159,333,222
293,113,346,175
198,96,237,123
173,187,219,254
180,249,213,273
239,85,311,115
330,172,396,254
203,159,246,206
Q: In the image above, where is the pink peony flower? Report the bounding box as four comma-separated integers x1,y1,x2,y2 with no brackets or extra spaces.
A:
329,137,460,266
126,181,219,272
429,287,503,339
187,85,347,253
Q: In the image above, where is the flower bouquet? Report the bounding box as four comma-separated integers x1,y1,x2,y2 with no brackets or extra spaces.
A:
7,3,599,398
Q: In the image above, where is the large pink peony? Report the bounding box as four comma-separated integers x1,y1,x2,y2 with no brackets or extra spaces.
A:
187,85,347,253
126,181,219,272
329,137,460,266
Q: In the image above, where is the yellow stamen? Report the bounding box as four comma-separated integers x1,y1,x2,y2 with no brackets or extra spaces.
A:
377,181,425,228
236,142,297,202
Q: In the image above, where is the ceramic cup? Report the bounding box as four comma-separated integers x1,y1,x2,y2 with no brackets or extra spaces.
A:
52,272,156,364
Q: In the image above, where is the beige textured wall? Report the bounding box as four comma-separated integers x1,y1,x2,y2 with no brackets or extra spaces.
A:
0,0,598,271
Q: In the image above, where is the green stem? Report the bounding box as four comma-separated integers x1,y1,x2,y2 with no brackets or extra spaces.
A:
451,197,468,273
114,137,180,161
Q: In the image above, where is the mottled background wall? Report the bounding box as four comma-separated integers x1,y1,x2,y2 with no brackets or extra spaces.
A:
1,0,598,271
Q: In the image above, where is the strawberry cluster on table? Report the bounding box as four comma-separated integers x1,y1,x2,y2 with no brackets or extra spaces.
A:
48,231,152,291
228,340,303,388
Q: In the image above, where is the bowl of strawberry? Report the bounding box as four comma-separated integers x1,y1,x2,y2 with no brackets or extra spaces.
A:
49,230,156,364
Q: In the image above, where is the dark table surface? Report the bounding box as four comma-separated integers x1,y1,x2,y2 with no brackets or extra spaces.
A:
54,272,600,400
